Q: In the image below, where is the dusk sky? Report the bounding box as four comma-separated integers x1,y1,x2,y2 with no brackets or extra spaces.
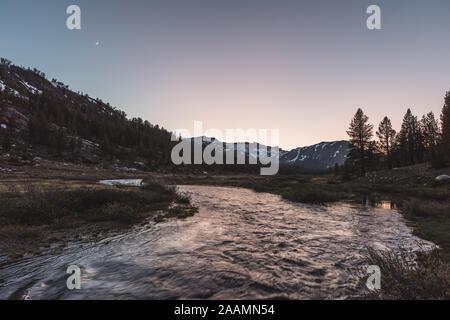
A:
1,0,450,149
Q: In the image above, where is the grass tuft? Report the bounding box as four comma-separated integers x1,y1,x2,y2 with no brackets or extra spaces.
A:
0,180,197,257
363,247,450,300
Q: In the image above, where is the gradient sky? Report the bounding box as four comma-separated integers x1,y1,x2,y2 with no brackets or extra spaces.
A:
1,0,450,149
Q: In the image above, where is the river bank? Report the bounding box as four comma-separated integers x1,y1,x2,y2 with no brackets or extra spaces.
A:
1,161,448,260
168,164,450,262
0,177,196,259
170,168,450,299
0,185,433,300
0,160,448,299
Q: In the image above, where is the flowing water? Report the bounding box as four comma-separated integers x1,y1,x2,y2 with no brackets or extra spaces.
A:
0,185,433,300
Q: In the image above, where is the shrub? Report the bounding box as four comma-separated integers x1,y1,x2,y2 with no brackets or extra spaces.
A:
175,194,191,204
402,199,450,218
364,247,450,299
0,181,183,227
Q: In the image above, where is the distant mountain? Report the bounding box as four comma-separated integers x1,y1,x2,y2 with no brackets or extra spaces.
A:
188,137,349,170
0,59,349,172
279,141,349,169
188,136,287,158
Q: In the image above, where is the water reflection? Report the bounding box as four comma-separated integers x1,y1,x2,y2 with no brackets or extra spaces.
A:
361,197,398,210
374,201,398,210
0,186,432,300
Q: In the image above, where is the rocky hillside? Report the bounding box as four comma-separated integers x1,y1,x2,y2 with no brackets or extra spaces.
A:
0,58,174,169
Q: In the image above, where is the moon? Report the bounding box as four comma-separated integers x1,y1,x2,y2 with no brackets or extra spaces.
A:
95,41,100,46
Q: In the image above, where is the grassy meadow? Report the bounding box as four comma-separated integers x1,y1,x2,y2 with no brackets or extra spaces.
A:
0,177,196,258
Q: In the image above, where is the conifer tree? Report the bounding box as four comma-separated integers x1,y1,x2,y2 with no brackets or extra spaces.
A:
398,109,423,165
347,108,373,175
439,91,450,166
421,111,441,150
441,91,450,146
376,116,396,168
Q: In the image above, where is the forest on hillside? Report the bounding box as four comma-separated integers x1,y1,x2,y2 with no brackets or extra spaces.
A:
0,59,175,169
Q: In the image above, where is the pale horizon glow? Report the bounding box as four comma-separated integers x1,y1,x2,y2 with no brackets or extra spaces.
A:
1,0,450,149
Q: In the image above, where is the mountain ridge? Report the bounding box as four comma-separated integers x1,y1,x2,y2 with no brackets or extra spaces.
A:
187,137,349,170
1,59,349,171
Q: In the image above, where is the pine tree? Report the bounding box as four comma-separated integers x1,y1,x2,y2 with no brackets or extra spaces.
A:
376,116,396,168
398,109,423,165
367,140,380,170
347,108,373,175
420,111,441,157
390,133,401,168
441,91,450,146
439,91,450,166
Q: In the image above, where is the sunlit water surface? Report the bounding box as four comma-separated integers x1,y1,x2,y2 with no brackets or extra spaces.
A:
0,186,432,300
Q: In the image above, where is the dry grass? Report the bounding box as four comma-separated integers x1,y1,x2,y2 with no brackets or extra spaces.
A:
0,178,196,258
363,247,450,300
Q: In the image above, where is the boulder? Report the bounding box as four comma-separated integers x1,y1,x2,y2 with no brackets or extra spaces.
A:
435,175,450,181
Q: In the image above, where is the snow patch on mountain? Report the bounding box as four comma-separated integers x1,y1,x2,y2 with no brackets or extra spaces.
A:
21,81,42,95
280,141,349,169
288,150,301,163
185,137,349,170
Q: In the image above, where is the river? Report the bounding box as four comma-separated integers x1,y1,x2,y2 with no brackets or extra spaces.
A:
0,185,432,300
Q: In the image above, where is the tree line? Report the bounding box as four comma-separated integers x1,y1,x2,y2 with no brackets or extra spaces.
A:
0,62,175,168
346,91,450,175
